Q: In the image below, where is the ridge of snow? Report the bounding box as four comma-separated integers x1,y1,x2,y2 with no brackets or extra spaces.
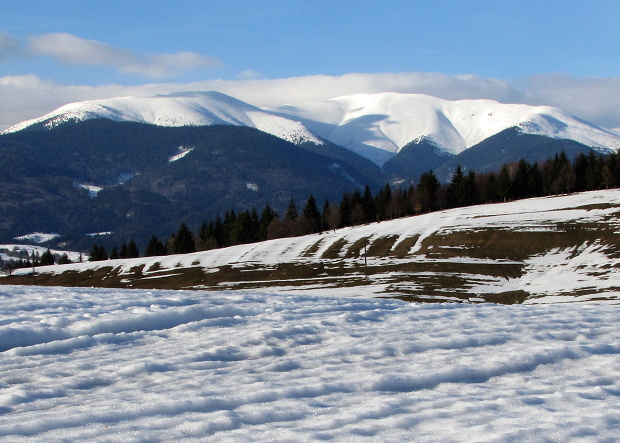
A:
272,93,620,165
1,91,324,146
3,91,620,167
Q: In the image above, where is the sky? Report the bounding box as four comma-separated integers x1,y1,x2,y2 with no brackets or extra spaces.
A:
1,0,620,130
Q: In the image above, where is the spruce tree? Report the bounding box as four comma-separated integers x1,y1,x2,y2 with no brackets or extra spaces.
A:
498,165,511,201
110,246,119,260
173,223,196,254
88,244,108,261
417,171,439,212
58,253,72,265
284,198,298,222
258,204,277,241
40,249,55,266
339,194,352,227
126,239,139,258
145,235,167,257
362,185,377,223
303,195,322,233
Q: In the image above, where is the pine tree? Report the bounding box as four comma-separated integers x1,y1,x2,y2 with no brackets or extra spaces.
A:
145,235,167,257
284,198,298,222
173,223,196,254
40,249,55,266
416,170,439,212
58,253,72,265
88,244,108,261
302,194,322,233
126,239,139,258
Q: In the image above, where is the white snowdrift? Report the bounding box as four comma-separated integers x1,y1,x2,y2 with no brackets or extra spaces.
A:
0,285,617,441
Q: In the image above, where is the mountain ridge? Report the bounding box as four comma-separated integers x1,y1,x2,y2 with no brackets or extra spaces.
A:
4,91,619,167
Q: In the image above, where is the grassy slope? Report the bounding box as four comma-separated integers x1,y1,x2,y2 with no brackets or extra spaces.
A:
3,190,620,304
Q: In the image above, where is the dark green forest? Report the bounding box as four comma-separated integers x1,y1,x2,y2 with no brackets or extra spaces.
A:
82,149,620,262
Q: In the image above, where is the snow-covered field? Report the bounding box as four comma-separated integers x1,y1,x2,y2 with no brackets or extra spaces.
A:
8,189,620,303
0,285,618,441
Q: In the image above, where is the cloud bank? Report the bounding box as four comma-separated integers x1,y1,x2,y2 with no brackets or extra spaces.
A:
1,32,618,132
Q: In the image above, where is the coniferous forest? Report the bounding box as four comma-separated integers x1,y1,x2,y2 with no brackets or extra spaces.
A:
3,149,619,270
84,149,620,262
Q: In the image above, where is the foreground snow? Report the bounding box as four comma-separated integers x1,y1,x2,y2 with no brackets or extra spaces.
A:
0,285,618,441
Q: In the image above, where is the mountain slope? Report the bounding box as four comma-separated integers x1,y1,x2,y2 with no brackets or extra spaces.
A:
5,91,620,168
2,91,323,146
6,189,620,305
272,93,620,165
0,121,381,247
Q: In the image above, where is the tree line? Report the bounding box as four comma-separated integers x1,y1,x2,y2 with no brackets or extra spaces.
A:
10,149,618,266
1,248,72,274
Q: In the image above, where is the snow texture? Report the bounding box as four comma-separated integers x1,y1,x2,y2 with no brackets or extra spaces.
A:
0,285,618,441
3,91,619,166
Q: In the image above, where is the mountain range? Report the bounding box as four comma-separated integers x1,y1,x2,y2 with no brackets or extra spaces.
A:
5,91,620,165
1,91,619,248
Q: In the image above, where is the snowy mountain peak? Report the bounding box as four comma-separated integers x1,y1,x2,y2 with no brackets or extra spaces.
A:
3,91,620,166
271,93,620,165
1,91,324,146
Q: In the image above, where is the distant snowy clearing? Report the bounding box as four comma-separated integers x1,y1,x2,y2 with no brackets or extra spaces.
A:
0,285,618,441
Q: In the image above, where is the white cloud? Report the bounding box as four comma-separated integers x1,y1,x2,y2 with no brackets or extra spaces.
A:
1,72,620,131
519,74,620,129
27,33,220,78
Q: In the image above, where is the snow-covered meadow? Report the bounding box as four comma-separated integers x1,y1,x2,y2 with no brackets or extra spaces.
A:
1,285,618,441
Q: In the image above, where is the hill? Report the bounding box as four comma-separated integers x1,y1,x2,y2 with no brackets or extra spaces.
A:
0,121,381,248
2,91,620,249
5,189,620,304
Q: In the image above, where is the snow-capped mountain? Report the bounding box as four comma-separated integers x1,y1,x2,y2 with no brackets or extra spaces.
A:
272,93,620,165
1,91,323,146
3,91,620,166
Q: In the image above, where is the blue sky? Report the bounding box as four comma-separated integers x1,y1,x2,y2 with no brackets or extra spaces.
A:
1,0,620,128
